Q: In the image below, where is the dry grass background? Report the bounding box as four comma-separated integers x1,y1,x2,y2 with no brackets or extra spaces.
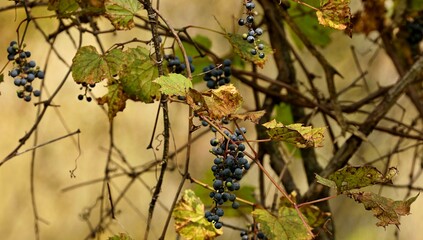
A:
0,1,422,240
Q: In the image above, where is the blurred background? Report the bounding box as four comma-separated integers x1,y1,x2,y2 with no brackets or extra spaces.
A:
0,1,422,240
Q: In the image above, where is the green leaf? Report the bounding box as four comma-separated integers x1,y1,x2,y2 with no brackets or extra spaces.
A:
279,193,331,229
225,33,273,68
48,0,79,15
124,46,150,62
108,233,134,240
72,46,123,85
104,48,126,79
154,73,192,96
173,189,223,239
97,83,128,121
262,120,325,148
120,58,160,103
105,0,142,30
252,208,312,240
316,166,398,194
316,0,352,35
349,192,419,227
315,174,338,189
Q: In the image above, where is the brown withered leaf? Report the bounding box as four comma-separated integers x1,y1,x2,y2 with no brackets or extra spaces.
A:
230,110,266,124
349,192,419,228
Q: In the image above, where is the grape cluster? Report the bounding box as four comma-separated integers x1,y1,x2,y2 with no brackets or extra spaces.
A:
238,0,265,59
202,59,232,89
240,223,268,240
204,127,250,229
77,82,96,102
240,231,267,240
165,55,195,74
6,41,44,102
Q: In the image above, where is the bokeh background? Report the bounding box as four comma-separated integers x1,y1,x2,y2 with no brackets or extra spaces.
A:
0,1,422,240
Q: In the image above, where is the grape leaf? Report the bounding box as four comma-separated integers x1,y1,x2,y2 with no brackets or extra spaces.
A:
203,84,243,120
124,46,150,62
279,193,331,229
48,0,79,15
262,120,325,148
252,208,312,240
230,110,266,124
320,166,398,194
154,73,192,96
349,192,419,228
186,88,208,112
173,189,223,240
72,46,124,85
316,0,352,36
108,233,134,240
225,33,273,68
120,58,160,103
97,83,128,121
105,0,142,30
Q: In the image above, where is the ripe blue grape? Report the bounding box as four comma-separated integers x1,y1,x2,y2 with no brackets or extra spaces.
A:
214,222,223,229
10,69,19,77
33,90,41,97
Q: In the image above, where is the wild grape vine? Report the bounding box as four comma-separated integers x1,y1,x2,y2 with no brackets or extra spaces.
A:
6,41,44,101
204,127,249,229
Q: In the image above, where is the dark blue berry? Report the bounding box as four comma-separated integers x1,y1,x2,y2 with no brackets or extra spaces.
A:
37,71,44,79
214,222,223,229
255,28,264,35
28,60,36,67
33,90,41,97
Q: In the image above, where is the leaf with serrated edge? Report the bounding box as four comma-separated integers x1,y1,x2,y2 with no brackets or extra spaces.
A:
230,110,266,124
120,59,160,103
97,83,128,121
48,0,79,14
203,84,243,120
225,33,273,68
349,192,419,227
315,174,338,189
328,166,398,194
316,0,352,35
279,193,331,229
72,46,123,85
173,189,222,240
253,208,312,240
105,0,142,30
154,73,192,96
262,119,325,148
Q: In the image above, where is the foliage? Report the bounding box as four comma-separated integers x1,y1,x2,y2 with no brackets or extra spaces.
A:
0,0,422,240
